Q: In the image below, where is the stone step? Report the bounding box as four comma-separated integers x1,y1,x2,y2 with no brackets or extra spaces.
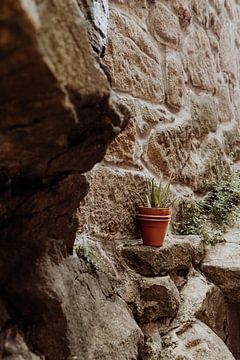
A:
201,242,240,302
120,235,204,276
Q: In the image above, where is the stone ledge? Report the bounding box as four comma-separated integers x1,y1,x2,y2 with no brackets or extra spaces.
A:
201,242,240,302
120,235,204,276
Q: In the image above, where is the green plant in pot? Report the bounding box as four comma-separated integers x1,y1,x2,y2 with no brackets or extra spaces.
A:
137,178,175,246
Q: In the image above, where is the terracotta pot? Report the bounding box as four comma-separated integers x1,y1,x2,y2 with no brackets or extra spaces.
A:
138,206,171,216
137,207,171,247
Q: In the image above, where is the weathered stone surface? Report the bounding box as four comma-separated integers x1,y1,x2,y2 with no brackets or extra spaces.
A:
140,323,162,360
171,0,191,27
201,243,240,302
183,27,217,90
216,85,233,122
174,269,228,341
0,0,126,179
77,0,109,55
210,0,224,14
166,54,185,110
137,102,175,135
105,97,137,165
146,122,194,186
223,125,240,161
137,276,180,323
103,9,164,102
75,238,118,278
148,3,181,48
219,11,238,79
121,236,204,277
190,92,218,139
191,0,209,27
0,0,130,358
160,320,235,360
146,123,230,191
4,251,143,360
78,165,148,241
0,327,41,359
224,222,240,244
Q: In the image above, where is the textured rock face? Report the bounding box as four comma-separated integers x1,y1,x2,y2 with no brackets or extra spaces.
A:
78,165,148,242
80,0,240,240
137,276,180,323
201,242,240,302
0,0,129,359
174,269,228,341
121,236,204,276
0,327,41,360
160,320,235,360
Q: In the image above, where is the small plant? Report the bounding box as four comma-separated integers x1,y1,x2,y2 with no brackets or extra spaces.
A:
173,173,240,245
138,178,175,208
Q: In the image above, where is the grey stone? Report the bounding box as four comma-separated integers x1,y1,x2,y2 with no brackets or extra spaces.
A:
121,236,204,276
160,320,235,360
201,243,240,302
137,276,180,323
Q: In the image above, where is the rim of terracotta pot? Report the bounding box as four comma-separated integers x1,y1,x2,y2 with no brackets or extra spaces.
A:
138,206,171,215
136,217,170,222
137,213,171,219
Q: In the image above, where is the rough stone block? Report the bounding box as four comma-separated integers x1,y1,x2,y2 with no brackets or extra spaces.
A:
103,9,164,102
166,54,185,110
192,0,209,27
105,96,137,165
183,27,217,90
148,2,181,48
78,165,148,242
201,242,240,302
174,269,228,341
140,323,162,360
160,320,235,359
137,276,180,323
121,236,204,276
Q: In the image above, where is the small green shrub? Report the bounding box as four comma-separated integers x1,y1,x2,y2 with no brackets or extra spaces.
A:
173,173,240,245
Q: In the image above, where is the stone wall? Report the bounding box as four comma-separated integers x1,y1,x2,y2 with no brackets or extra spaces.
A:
79,0,240,242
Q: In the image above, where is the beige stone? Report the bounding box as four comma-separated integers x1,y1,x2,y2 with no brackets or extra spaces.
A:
103,9,164,102
219,11,238,79
191,0,209,27
171,0,191,27
201,242,240,302
190,92,218,138
216,85,233,122
78,165,148,241
225,0,234,19
210,0,224,14
140,323,162,360
105,96,137,165
148,2,181,48
137,101,175,135
183,27,217,90
160,320,235,360
166,54,185,110
146,122,230,191
223,125,240,161
174,269,228,341
121,236,204,276
137,276,180,323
